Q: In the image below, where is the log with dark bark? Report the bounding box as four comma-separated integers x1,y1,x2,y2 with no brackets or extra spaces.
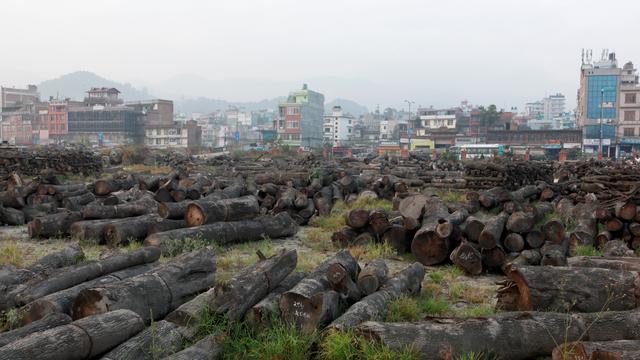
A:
478,212,508,249
344,209,370,229
162,334,224,360
147,218,186,235
552,340,640,360
327,262,425,332
19,263,155,325
103,215,161,247
461,216,484,243
62,191,96,211
616,201,638,222
158,201,190,220
526,229,545,248
101,320,191,360
356,310,640,360
144,213,298,255
280,250,358,333
27,210,82,238
184,195,259,227
0,309,144,360
509,249,542,266
497,264,640,312
81,197,156,219
14,246,161,306
69,219,113,242
411,198,452,266
569,202,597,247
0,188,25,208
506,211,535,233
331,227,359,248
245,271,307,328
368,209,389,237
357,259,389,296
542,219,565,244
93,177,137,196
211,249,297,321
503,233,525,252
398,195,427,222
481,245,506,268
0,206,24,225
450,241,483,275
71,249,215,323
567,256,640,272
0,313,71,348
164,288,215,327
381,224,408,253
327,262,362,304
540,240,568,266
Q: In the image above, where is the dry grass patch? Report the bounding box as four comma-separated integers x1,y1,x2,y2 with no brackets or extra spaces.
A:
349,242,396,262
0,240,24,267
299,227,333,252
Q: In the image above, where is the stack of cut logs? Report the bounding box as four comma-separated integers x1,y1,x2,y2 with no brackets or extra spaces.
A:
0,145,102,176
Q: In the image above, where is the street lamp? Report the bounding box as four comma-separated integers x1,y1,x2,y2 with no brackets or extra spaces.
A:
404,100,415,150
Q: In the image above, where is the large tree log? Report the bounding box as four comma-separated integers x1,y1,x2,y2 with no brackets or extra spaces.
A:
344,209,370,229
327,262,425,332
356,310,640,360
381,224,408,253
461,216,484,243
62,192,96,211
357,259,389,296
540,240,568,266
526,229,545,248
280,250,358,333
100,320,191,360
0,206,24,225
0,309,144,360
553,340,640,360
103,215,161,247
568,256,640,272
144,213,298,256
505,211,535,233
27,210,82,238
211,249,297,321
0,313,71,348
497,264,640,312
69,219,114,242
503,233,525,252
411,198,452,265
71,249,215,323
93,177,137,196
19,263,155,325
328,262,362,304
0,188,25,208
184,195,259,227
13,246,161,306
164,287,215,327
478,212,508,249
450,241,483,275
161,334,223,360
81,197,156,219
244,271,307,328
158,201,190,220
398,195,427,222
147,218,187,235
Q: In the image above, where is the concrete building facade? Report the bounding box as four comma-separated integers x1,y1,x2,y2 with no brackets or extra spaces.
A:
543,93,566,121
0,85,39,110
276,84,324,148
323,106,354,146
144,120,201,149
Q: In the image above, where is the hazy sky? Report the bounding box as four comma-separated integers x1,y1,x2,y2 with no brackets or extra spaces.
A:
3,0,640,111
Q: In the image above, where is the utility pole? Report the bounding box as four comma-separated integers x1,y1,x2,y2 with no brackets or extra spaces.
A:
599,88,604,160
404,99,415,150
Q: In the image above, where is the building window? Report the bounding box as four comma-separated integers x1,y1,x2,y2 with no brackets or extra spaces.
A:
624,127,635,137
324,127,331,133
626,93,637,104
625,111,635,122
287,121,299,128
287,107,299,115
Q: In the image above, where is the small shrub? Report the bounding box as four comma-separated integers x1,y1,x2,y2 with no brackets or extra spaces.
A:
0,241,23,267
0,309,21,332
419,297,450,316
574,245,603,257
162,235,209,257
428,271,445,284
386,297,421,322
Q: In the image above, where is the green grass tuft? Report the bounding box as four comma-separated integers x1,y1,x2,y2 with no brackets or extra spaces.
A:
454,304,496,318
435,190,466,203
418,297,450,316
0,240,23,267
385,297,421,322
428,271,445,284
574,245,603,257
320,330,418,360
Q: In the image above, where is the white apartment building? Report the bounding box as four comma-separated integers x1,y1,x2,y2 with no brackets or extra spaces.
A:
543,93,566,121
416,108,456,129
323,106,354,146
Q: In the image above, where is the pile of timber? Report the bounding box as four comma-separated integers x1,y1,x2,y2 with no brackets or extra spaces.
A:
0,145,102,176
462,160,554,190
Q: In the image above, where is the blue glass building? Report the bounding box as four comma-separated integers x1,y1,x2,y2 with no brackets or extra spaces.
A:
586,75,618,120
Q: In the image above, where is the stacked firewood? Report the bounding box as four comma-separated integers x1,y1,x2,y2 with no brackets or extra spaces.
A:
463,160,554,190
0,145,102,176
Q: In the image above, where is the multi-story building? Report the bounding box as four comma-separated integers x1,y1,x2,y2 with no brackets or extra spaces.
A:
275,84,324,148
524,101,544,119
617,61,640,156
126,100,173,125
323,106,354,146
416,108,457,130
85,87,123,107
543,93,566,121
0,85,39,110
0,111,34,144
144,120,201,149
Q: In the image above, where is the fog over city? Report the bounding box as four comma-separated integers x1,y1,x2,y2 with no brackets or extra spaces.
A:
2,0,640,110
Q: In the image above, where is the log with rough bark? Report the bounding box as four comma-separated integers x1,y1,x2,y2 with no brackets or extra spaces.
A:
147,218,186,235
0,313,71,348
101,320,191,360
368,209,389,237
19,263,156,325
62,192,96,211
506,211,535,233
381,224,408,253
509,248,542,266
0,206,24,225
497,264,640,312
0,188,25,208
93,177,137,196
27,210,82,238
184,195,259,227
357,259,389,296
103,215,161,247
481,245,506,268
356,310,640,360
569,202,597,247
411,198,452,266
327,262,425,332
0,309,144,360
450,241,483,275
568,256,640,272
478,212,508,249
526,229,545,248
158,201,189,219
540,240,568,266
69,219,113,242
344,209,370,229
71,249,215,323
211,249,297,321
328,262,362,304
162,334,224,360
14,246,161,306
461,216,484,243
331,227,359,248
144,213,298,256
603,240,635,257
245,271,307,328
552,340,640,360
280,250,358,333
164,287,215,327
81,197,156,219
398,194,427,222
503,233,525,252
542,219,565,244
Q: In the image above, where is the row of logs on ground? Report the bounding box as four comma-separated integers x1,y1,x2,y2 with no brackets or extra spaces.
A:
0,243,431,359
0,146,102,177
3,246,640,359
333,181,640,273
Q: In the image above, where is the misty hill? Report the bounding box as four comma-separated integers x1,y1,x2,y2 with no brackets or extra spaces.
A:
326,98,368,116
38,71,154,101
174,96,286,114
